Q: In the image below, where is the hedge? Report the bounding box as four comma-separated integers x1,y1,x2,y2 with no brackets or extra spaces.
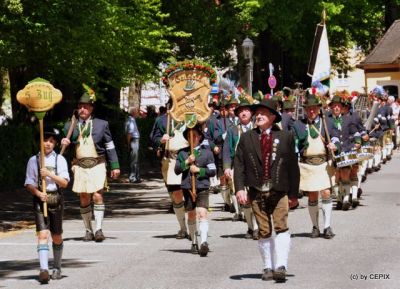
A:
0,116,158,191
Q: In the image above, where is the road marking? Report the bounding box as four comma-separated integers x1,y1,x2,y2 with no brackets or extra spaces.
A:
67,220,176,223
0,242,139,246
19,230,166,234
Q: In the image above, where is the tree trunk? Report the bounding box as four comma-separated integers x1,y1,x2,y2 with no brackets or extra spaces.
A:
128,80,141,109
8,67,31,123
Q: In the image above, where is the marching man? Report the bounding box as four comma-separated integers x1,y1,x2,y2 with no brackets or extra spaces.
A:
61,88,120,242
234,99,299,282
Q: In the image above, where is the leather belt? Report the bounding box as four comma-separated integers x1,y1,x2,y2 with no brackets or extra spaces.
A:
73,155,106,169
300,155,327,165
253,180,272,193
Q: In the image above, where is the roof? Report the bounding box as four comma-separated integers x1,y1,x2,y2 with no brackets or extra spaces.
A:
360,20,400,66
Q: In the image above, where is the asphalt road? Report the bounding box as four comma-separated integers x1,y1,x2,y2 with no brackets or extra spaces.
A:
1,154,400,289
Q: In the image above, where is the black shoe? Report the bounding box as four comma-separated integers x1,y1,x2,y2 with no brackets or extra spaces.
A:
229,205,236,213
244,229,253,239
367,168,373,174
387,155,392,160
261,268,274,281
323,227,335,239
352,198,360,208
39,269,50,284
199,242,209,257
133,179,142,183
336,201,343,210
190,244,199,254
51,269,62,280
224,204,231,212
213,186,220,194
383,158,387,164
83,231,94,242
310,226,320,238
176,230,188,239
361,175,367,183
232,213,240,222
342,201,351,211
253,229,260,240
94,229,105,242
273,266,287,282
357,188,363,199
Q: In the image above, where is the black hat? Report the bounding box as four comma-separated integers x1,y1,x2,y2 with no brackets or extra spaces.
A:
43,127,60,141
183,124,204,141
234,99,253,116
250,99,282,123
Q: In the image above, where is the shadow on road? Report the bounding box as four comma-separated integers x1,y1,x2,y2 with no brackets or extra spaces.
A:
0,258,98,279
0,173,172,233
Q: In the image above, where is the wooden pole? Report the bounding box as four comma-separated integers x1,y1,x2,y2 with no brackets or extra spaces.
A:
189,128,197,201
60,113,78,155
38,118,48,217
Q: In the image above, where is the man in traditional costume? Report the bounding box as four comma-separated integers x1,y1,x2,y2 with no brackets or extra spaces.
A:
223,97,258,239
150,101,189,239
234,99,299,282
61,91,120,242
292,91,338,239
328,91,365,210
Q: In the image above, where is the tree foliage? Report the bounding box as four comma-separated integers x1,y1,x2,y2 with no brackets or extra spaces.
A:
0,0,181,120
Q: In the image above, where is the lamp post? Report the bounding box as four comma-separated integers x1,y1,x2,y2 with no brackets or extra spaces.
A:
242,37,254,96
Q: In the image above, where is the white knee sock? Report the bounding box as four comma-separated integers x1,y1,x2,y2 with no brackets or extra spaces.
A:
221,187,231,205
258,236,275,270
351,183,358,200
173,202,187,232
199,219,209,244
308,199,319,228
321,197,332,229
275,231,291,269
93,204,105,232
37,244,49,270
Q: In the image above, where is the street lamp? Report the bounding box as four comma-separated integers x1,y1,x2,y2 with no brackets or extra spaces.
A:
242,37,254,96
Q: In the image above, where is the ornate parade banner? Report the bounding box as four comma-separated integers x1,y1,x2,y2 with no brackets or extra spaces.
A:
162,60,216,200
16,78,62,113
162,60,216,126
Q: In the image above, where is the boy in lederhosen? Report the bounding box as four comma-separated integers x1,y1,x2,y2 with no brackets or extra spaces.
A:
25,128,70,283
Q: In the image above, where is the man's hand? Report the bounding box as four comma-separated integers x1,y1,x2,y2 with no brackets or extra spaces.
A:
40,167,53,178
185,154,196,166
224,168,233,179
61,138,71,146
213,146,220,154
36,191,48,202
236,190,248,205
354,143,361,150
160,134,170,144
111,169,120,179
190,165,200,174
327,142,337,152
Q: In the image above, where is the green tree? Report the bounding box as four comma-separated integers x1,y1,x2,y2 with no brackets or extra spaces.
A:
0,0,179,121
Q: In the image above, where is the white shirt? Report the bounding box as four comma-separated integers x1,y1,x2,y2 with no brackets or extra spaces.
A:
24,151,70,191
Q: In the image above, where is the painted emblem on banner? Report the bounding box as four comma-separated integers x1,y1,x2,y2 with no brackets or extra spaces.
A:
163,61,215,124
17,77,62,112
